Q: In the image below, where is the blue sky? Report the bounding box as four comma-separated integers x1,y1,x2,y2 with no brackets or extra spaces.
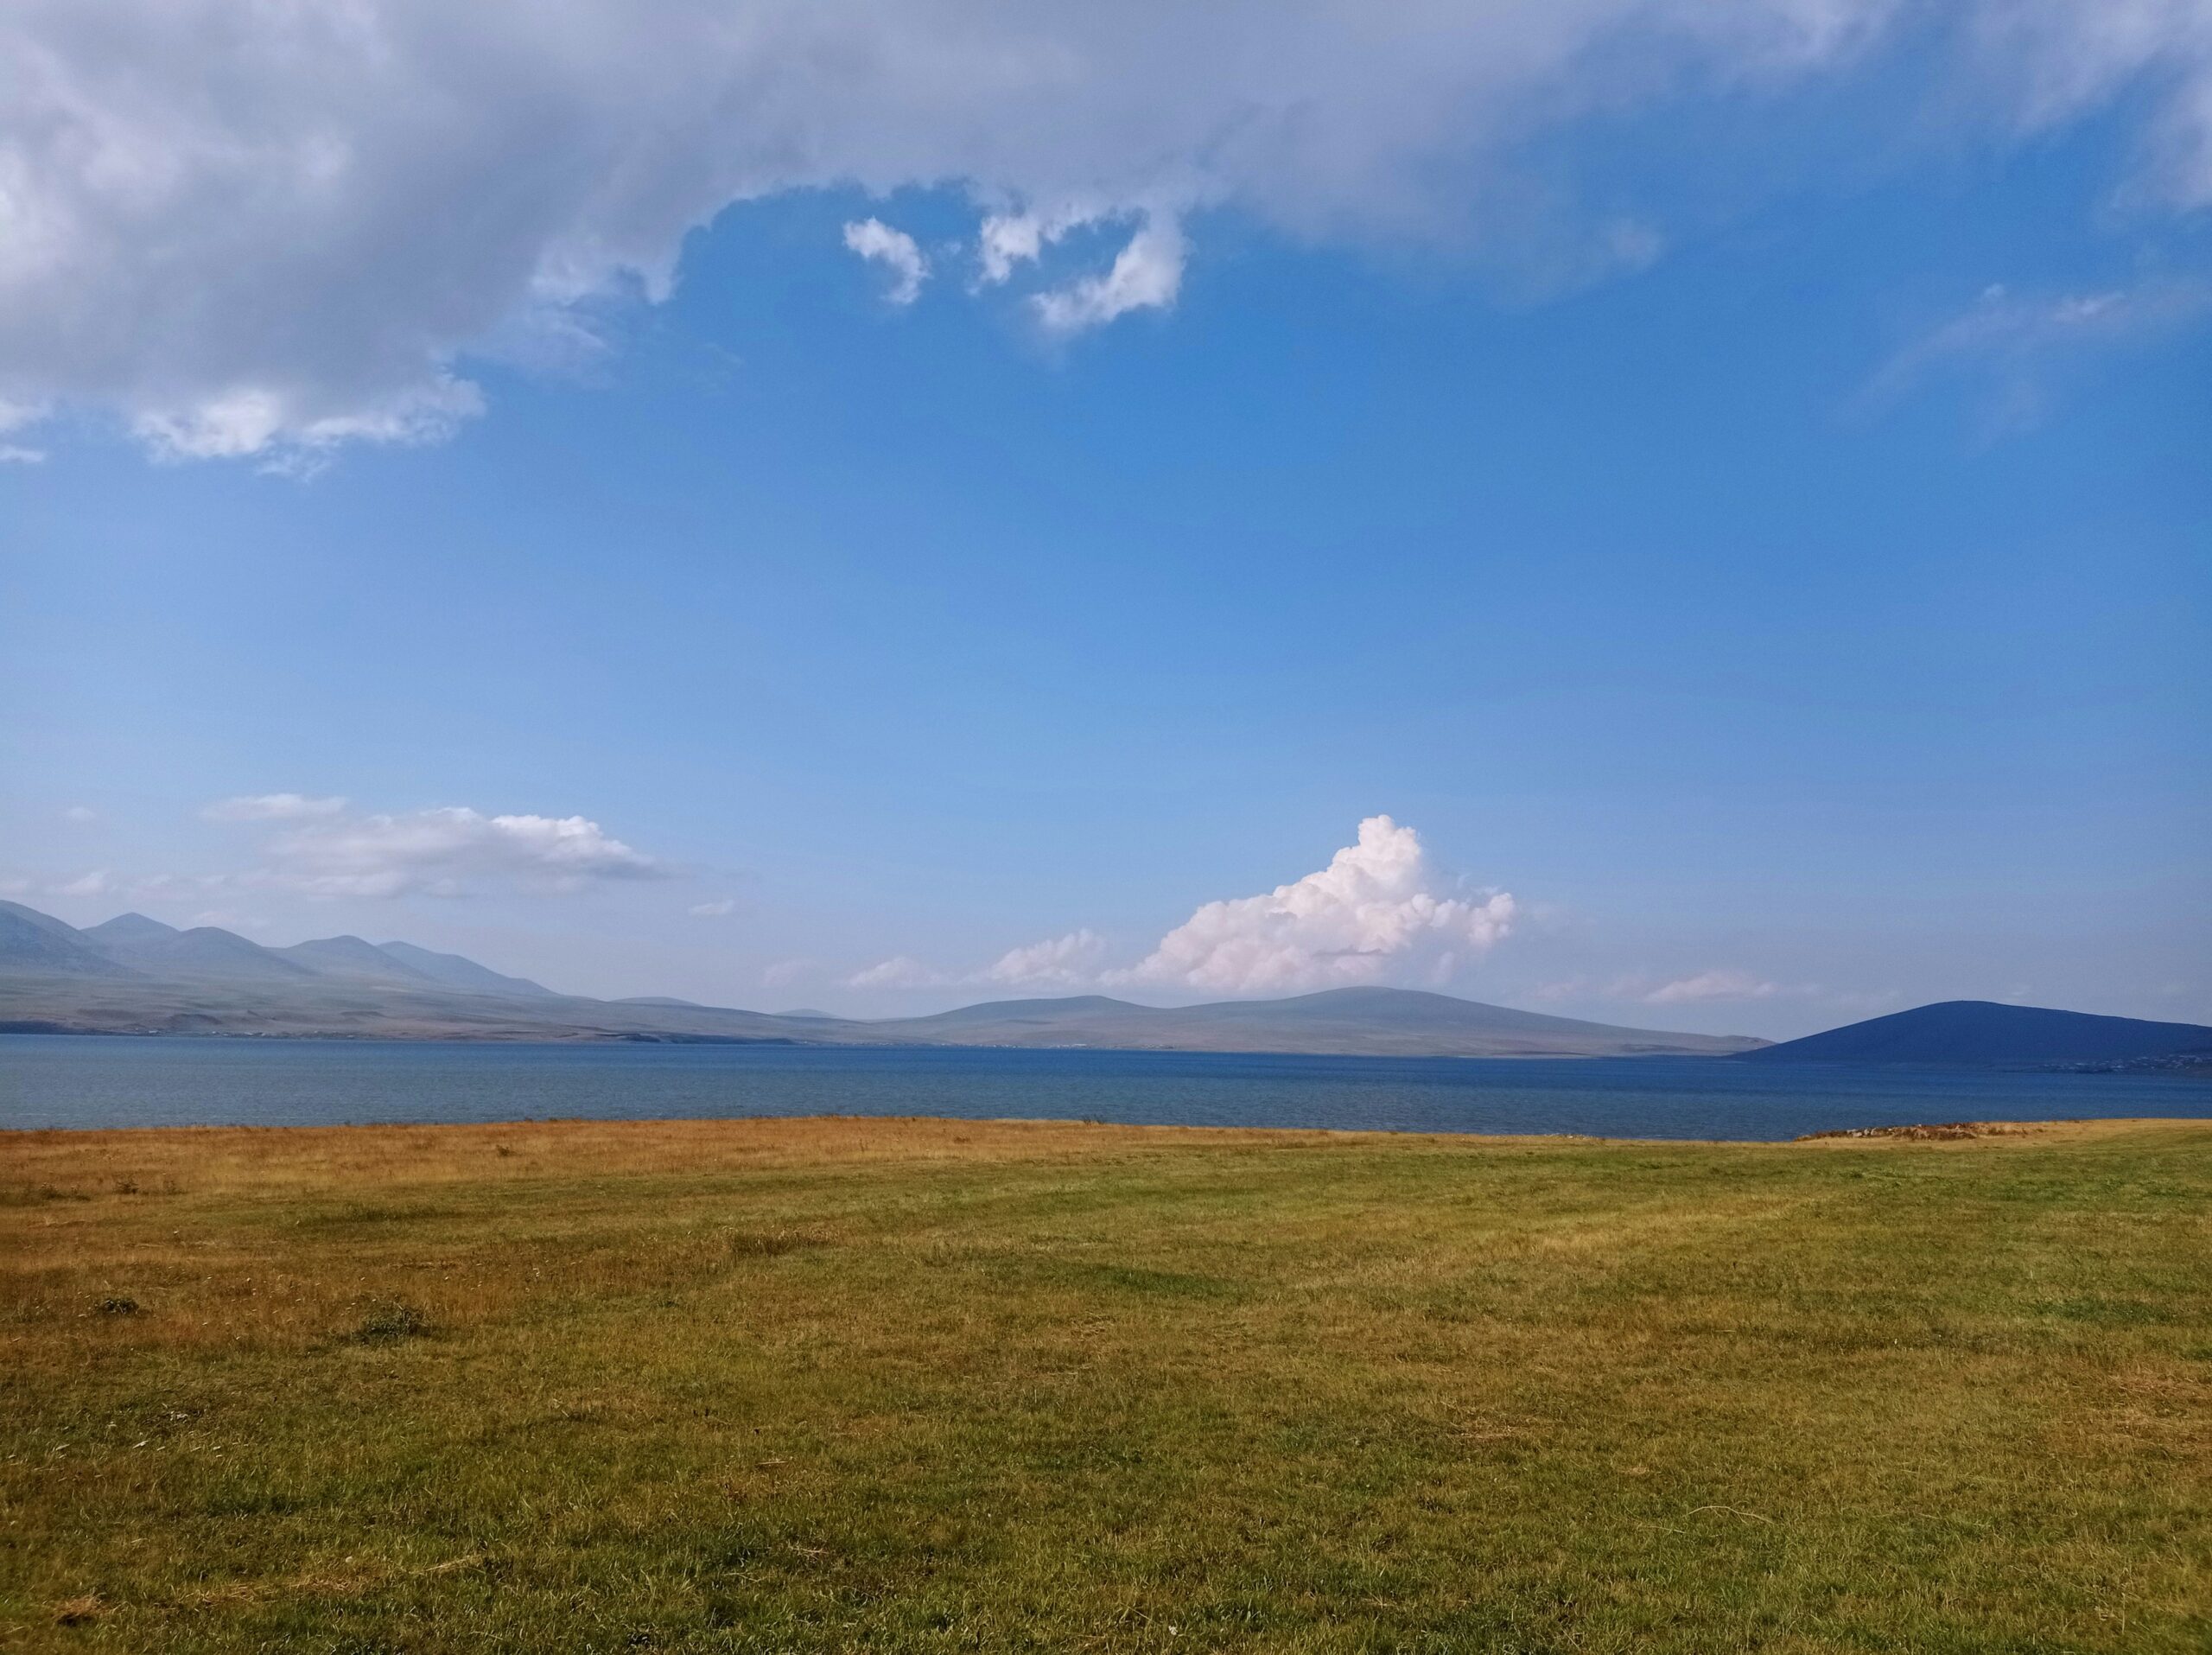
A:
1,2,2207,1035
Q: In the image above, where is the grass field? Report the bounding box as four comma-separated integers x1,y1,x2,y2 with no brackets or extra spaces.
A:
3,1115,2208,1652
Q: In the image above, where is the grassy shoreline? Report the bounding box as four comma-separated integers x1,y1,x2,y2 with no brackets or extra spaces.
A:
5,1115,2208,1651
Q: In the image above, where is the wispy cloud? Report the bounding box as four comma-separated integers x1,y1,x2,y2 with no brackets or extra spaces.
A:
689,898,736,918
846,955,950,990
842,219,929,305
1534,970,1900,1011
267,808,662,898
980,929,1108,989
1641,969,1789,1005
202,793,348,823
0,401,45,464
201,798,664,898
1865,277,2212,429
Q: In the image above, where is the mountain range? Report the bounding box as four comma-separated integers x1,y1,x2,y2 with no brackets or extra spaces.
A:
0,901,1758,1055
4,901,2206,1066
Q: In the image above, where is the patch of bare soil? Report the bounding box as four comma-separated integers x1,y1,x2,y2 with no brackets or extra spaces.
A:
1797,1121,2044,1143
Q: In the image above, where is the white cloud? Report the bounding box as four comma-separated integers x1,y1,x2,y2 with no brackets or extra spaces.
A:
1969,1,2212,205
60,805,96,824
0,398,48,462
842,218,929,304
690,898,736,917
202,793,348,823
1866,277,2212,425
108,872,213,902
1642,969,1787,1004
55,869,111,897
1117,815,1514,996
981,928,1107,988
1535,970,1897,1011
847,955,948,990
133,378,484,464
4,2,2209,457
762,958,817,987
1033,214,1185,334
215,803,663,897
977,209,1081,285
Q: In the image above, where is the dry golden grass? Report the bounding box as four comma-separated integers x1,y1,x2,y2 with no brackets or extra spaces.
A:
3,1114,2208,1652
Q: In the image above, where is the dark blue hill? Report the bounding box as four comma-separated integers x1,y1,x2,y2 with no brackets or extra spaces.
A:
1739,1001,2212,1067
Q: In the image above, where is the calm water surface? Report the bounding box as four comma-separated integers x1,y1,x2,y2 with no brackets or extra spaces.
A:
3,1034,2208,1139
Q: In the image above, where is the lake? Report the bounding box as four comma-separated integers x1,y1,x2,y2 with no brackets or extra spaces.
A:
3,1034,2208,1139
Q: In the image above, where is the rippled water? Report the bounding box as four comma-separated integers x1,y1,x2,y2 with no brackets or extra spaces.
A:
3,1034,2207,1139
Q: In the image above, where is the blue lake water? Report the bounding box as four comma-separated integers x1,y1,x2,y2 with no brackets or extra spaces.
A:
3,1034,2208,1139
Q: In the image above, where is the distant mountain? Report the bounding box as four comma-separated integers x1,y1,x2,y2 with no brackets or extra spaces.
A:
16,901,2208,1071
93,923,320,983
375,941,554,998
1739,1001,2212,1067
23,900,2199,1069
81,912,180,945
277,936,441,984
0,901,1767,1055
0,901,140,978
876,986,1766,1058
0,902,555,1011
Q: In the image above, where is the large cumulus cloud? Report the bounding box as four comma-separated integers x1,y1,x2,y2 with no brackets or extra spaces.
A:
1117,816,1515,996
3,2,2209,458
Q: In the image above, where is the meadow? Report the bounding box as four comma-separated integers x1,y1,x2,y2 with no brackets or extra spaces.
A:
3,1114,2207,1652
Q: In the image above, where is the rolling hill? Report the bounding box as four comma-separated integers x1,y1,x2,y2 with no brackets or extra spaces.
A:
375,940,553,997
874,986,1764,1057
1738,1000,2212,1067
276,935,442,984
83,915,321,983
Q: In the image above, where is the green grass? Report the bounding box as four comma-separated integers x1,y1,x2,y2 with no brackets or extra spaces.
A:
3,1115,2208,1652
